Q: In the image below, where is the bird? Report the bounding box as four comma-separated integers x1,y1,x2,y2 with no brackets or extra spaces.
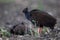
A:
10,22,26,35
10,22,32,35
23,7,57,34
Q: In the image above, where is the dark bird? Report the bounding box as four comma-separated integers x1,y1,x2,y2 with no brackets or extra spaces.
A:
23,8,57,34
10,23,26,35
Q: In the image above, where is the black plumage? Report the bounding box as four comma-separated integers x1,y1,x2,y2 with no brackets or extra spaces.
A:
10,23,26,35
23,8,57,30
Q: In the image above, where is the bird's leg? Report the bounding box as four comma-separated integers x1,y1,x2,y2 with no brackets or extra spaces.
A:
38,27,42,36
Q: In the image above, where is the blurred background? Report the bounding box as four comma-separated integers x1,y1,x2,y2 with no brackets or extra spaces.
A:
0,0,60,40
0,0,58,28
0,0,60,35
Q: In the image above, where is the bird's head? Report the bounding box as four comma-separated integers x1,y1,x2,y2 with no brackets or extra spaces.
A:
23,7,28,14
23,7,31,20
